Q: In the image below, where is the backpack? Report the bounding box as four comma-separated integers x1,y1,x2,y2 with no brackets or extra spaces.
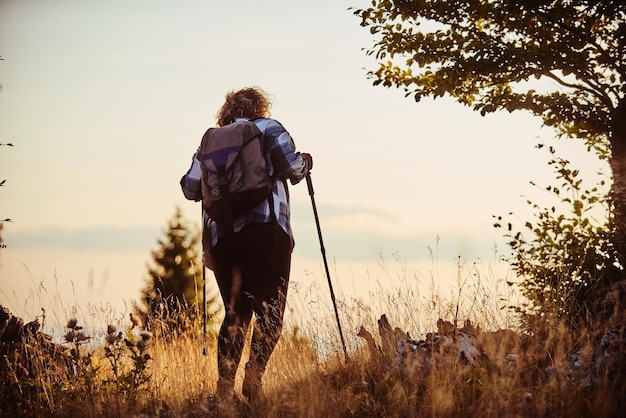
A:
197,120,272,228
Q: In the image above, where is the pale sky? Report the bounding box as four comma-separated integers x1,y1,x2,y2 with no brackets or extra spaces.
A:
0,0,608,329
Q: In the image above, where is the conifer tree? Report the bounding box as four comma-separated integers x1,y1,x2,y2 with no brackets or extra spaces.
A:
142,207,201,319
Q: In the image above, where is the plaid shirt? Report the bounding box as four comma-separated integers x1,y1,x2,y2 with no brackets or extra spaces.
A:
180,117,309,248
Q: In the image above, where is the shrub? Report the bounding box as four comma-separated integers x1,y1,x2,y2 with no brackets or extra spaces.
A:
495,144,623,330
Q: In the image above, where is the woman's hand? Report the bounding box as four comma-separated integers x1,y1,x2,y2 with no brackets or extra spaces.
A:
302,153,313,170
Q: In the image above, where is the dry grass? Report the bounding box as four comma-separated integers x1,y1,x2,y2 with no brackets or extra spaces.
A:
2,259,625,417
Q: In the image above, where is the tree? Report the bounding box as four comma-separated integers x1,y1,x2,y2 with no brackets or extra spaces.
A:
353,1,626,261
494,143,621,327
142,207,201,320
1,142,13,225
1,57,11,252
0,142,13,260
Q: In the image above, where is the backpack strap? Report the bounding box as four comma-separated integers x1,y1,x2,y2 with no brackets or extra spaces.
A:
216,165,235,236
257,122,277,225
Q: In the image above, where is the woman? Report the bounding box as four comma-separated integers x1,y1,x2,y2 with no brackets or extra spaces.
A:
181,87,312,401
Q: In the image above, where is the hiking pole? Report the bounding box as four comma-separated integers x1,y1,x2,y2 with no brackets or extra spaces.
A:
201,207,207,356
202,262,207,356
306,173,348,362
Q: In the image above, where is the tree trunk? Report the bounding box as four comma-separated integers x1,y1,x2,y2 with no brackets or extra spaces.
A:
611,99,626,268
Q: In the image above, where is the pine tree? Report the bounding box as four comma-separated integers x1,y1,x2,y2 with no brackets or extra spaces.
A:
142,207,201,319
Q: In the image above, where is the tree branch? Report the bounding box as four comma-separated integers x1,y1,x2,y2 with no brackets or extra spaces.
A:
545,71,615,110
534,8,624,79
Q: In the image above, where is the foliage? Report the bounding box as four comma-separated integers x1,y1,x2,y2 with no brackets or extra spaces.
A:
3,271,626,417
0,315,66,416
353,0,626,325
63,319,154,415
494,144,623,328
0,142,14,235
352,0,626,263
142,206,201,322
101,324,152,410
0,313,154,417
1,53,12,226
352,0,622,149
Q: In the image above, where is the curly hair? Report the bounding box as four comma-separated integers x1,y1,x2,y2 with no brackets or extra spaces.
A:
216,87,272,127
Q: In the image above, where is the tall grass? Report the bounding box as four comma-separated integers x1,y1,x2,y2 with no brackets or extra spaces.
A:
1,258,625,417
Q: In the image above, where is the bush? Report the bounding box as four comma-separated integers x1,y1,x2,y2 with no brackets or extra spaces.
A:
495,144,623,330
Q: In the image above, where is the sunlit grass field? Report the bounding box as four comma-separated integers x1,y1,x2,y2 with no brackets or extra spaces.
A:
2,258,625,417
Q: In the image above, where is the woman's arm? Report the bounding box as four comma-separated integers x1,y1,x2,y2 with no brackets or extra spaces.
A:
180,152,203,201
